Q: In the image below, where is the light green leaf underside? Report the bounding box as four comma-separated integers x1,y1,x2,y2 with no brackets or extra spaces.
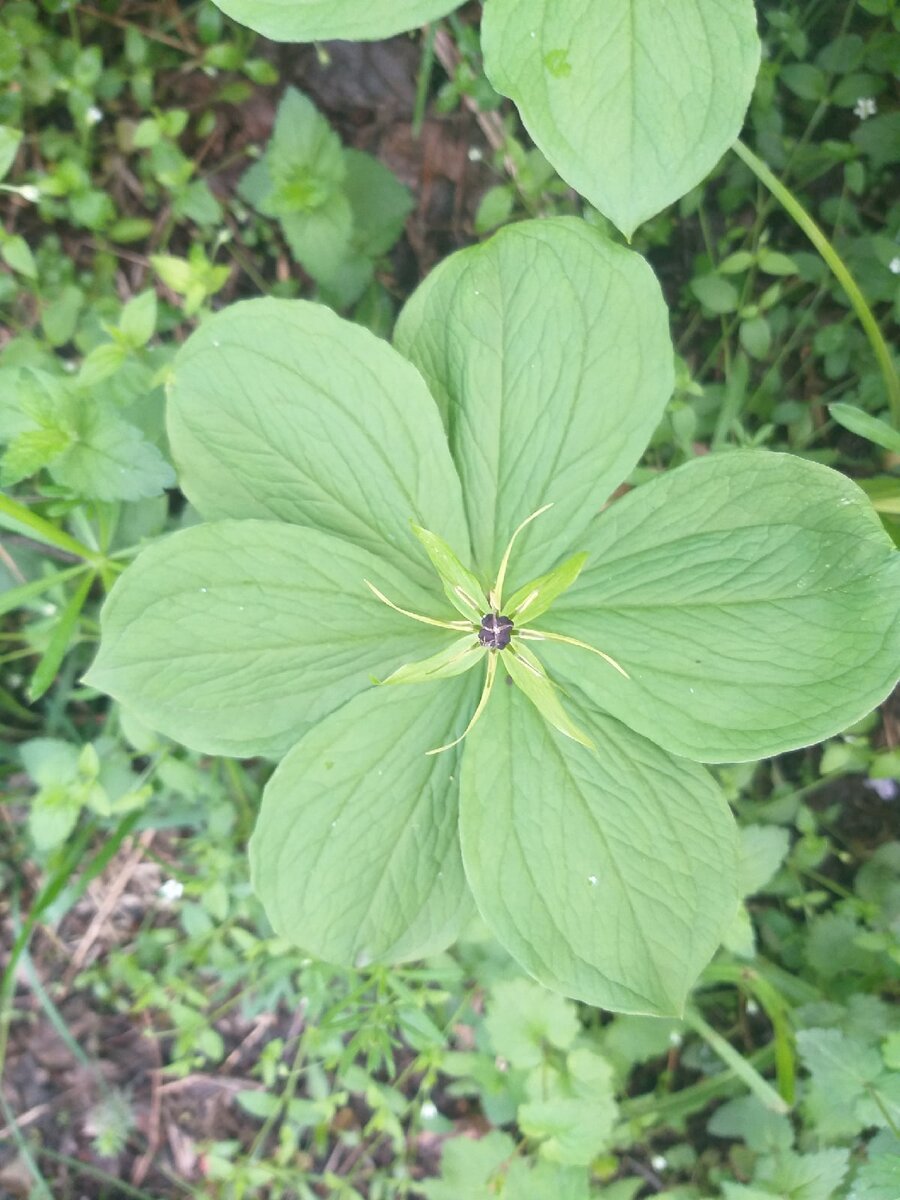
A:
546,451,900,762
250,675,479,966
85,520,451,758
167,298,469,590
481,0,761,238
394,218,673,586
461,681,738,1015
209,0,462,41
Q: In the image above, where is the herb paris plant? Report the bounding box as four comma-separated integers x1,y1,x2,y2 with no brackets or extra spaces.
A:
86,219,900,1016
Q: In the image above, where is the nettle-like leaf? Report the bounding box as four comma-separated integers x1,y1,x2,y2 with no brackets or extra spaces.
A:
209,0,462,42
481,0,762,237
90,219,899,1014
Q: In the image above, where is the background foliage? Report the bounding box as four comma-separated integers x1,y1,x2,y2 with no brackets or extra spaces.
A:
0,0,898,1197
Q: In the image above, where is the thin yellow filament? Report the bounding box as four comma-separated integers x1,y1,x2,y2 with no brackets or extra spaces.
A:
518,628,630,678
492,503,553,611
427,653,498,755
364,580,471,632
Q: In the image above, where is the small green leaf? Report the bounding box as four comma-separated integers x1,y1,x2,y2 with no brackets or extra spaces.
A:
86,520,452,758
506,552,587,624
380,636,484,686
250,676,478,966
691,273,740,314
484,978,580,1069
503,642,593,750
0,125,22,181
343,148,413,258
2,234,37,278
518,1048,617,1166
1,426,71,485
460,682,739,1014
481,0,761,236
411,524,489,619
829,403,900,455
208,0,462,41
118,290,157,348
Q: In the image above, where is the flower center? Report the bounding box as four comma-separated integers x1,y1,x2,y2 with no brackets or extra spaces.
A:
478,612,514,650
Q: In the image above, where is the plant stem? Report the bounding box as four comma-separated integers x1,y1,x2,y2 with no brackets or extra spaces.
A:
0,494,102,563
733,138,900,426
684,1007,790,1114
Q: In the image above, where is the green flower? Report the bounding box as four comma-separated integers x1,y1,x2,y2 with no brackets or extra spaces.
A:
87,219,899,1015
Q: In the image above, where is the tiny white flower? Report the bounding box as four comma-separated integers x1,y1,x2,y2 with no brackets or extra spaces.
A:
746,998,760,1015
158,878,184,902
853,97,877,120
889,257,900,276
467,146,483,163
668,1030,683,1047
651,1155,668,1172
86,105,103,125
421,1101,438,1120
18,184,40,202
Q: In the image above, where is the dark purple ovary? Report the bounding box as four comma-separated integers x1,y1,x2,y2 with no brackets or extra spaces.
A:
479,613,514,650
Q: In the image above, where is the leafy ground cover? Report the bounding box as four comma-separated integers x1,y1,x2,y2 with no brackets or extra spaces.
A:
0,1,898,1197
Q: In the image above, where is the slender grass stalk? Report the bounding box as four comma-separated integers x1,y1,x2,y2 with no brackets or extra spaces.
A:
0,493,101,563
684,1007,790,1114
733,138,900,426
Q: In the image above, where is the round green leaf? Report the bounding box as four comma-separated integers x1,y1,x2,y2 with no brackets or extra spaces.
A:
208,0,461,41
460,681,738,1015
167,298,469,589
546,451,900,762
394,218,673,587
481,0,762,237
250,675,479,966
85,520,451,758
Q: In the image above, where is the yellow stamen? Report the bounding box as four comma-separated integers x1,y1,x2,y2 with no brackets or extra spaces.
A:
364,580,471,632
492,503,553,610
518,628,630,678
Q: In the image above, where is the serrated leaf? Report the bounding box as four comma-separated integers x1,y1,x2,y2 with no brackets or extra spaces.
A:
86,520,453,758
209,0,462,41
395,218,673,586
506,553,587,623
1,425,71,484
419,1131,516,1200
849,1137,900,1200
518,1048,617,1166
484,978,580,1069
380,635,484,686
250,675,477,966
797,1027,882,1140
50,405,174,501
264,90,346,210
755,1148,849,1200
481,0,761,237
411,523,489,619
167,297,469,591
343,149,413,258
460,681,738,1015
280,196,354,281
547,451,900,762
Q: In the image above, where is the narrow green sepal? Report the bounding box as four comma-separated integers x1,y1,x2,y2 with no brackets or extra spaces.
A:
506,551,588,624
503,642,594,750
411,523,489,621
379,636,485,686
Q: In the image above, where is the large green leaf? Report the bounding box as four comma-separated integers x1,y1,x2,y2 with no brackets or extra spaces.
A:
209,0,461,41
545,452,900,762
482,0,761,238
167,298,469,589
85,520,450,758
394,218,673,586
250,674,478,966
460,681,738,1015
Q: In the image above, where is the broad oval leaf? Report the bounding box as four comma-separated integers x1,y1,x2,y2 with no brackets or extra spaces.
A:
460,680,738,1015
85,520,451,758
250,675,479,966
481,0,762,237
208,0,461,42
167,298,469,590
546,451,900,762
395,218,673,587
